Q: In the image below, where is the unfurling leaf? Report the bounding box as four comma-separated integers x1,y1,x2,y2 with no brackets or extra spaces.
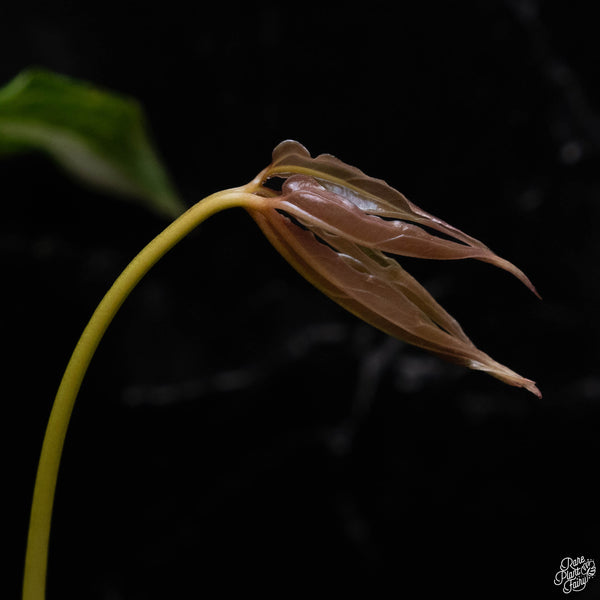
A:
0,68,184,218
249,141,541,397
266,140,539,297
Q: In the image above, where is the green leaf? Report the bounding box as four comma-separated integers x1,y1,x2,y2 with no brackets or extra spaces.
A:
0,68,185,218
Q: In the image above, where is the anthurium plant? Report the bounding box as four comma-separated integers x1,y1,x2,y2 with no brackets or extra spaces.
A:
1,69,539,600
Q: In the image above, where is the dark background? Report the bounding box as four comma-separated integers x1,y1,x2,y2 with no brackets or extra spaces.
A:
3,1,599,598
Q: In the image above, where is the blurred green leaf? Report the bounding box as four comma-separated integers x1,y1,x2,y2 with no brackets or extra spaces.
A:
0,68,185,218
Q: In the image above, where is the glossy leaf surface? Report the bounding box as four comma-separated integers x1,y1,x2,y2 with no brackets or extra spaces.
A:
266,140,539,297
252,141,541,397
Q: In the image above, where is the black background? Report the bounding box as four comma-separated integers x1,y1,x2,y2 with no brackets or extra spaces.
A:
3,1,599,598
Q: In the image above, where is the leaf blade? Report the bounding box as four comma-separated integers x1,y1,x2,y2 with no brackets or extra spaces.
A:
266,141,539,297
0,68,185,218
250,205,541,397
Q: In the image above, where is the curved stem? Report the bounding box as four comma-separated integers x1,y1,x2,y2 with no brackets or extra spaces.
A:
23,187,266,600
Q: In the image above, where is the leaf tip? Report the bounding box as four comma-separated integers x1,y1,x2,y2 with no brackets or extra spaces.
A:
469,356,542,398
